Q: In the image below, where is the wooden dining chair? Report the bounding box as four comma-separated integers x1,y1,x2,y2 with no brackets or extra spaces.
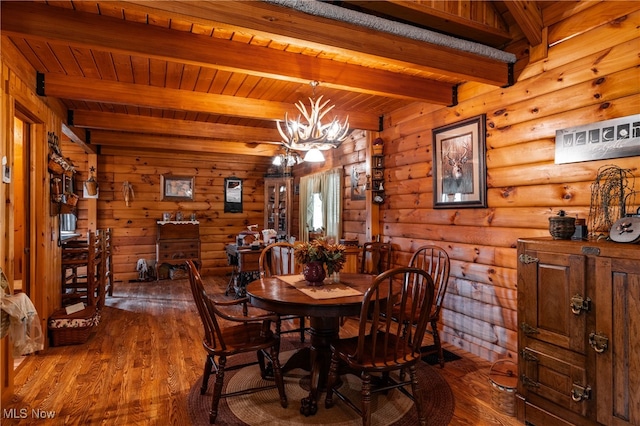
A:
339,241,393,327
407,245,451,368
61,230,104,308
359,241,392,275
185,260,287,424
324,267,435,426
258,242,308,342
102,228,114,297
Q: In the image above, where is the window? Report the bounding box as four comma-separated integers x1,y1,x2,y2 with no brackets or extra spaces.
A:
311,193,323,232
299,167,343,242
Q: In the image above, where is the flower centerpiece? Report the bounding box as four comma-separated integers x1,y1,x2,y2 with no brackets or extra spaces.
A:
294,238,346,285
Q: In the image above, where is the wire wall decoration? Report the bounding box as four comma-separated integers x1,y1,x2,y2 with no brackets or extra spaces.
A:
588,165,637,239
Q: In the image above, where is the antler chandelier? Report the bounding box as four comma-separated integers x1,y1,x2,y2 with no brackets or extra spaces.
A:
276,81,350,162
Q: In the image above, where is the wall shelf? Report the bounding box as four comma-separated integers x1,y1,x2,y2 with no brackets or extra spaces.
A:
371,154,385,204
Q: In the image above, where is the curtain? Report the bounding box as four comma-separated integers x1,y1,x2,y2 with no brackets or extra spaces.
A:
298,167,343,243
322,167,343,241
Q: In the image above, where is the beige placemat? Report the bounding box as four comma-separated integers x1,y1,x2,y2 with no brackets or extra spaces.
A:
277,274,363,299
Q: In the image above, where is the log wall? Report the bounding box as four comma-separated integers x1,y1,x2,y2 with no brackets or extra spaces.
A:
87,147,272,282
378,3,640,361
64,130,372,283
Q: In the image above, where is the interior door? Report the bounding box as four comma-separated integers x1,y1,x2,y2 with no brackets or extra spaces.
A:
12,114,31,295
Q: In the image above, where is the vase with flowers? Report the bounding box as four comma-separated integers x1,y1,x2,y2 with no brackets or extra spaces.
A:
294,238,346,285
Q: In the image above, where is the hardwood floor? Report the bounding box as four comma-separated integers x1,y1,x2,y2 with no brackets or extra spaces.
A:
3,276,522,425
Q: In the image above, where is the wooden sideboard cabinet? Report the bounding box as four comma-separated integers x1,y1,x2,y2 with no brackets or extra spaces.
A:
156,221,201,276
516,238,640,426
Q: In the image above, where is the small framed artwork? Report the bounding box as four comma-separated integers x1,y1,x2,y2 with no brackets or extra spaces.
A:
161,175,194,201
224,177,243,213
350,166,366,201
2,156,10,183
432,115,487,208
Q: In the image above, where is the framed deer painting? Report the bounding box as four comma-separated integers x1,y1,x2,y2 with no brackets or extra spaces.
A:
432,115,487,208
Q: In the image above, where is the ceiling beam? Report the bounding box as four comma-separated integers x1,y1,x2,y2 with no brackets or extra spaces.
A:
70,111,282,143
503,1,544,47
90,131,280,157
42,73,379,132
61,123,97,154
343,0,513,47
0,1,453,104
121,0,512,87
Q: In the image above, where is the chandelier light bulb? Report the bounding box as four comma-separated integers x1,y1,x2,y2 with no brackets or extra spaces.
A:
303,148,325,162
327,120,344,140
285,153,298,167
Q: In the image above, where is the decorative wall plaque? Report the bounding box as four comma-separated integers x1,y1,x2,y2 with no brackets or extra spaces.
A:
555,114,640,164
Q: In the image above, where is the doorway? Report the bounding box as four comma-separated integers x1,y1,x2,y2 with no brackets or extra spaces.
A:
12,115,31,295
12,112,33,370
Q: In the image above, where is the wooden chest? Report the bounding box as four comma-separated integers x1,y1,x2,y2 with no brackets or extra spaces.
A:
516,238,640,426
156,222,201,276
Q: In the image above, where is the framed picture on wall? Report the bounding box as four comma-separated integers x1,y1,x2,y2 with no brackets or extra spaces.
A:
432,115,487,208
2,156,10,183
350,166,366,201
161,175,194,201
224,177,243,213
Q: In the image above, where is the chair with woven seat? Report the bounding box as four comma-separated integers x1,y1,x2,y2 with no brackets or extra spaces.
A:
50,230,103,346
407,245,451,368
258,242,308,342
324,266,435,426
185,260,287,424
359,241,392,275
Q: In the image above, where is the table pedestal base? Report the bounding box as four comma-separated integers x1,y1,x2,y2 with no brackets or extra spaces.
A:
247,273,373,418
279,316,340,416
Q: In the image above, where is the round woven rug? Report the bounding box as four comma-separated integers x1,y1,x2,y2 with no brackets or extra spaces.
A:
187,350,454,426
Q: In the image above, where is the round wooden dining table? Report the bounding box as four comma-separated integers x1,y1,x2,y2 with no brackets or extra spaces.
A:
246,273,374,416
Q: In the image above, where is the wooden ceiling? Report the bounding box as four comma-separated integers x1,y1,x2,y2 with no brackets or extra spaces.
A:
1,0,552,157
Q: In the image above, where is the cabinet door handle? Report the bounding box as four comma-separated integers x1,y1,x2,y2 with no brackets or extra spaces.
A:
518,254,539,264
570,294,591,315
520,349,538,362
520,374,539,388
571,383,592,402
588,332,608,353
520,322,539,335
